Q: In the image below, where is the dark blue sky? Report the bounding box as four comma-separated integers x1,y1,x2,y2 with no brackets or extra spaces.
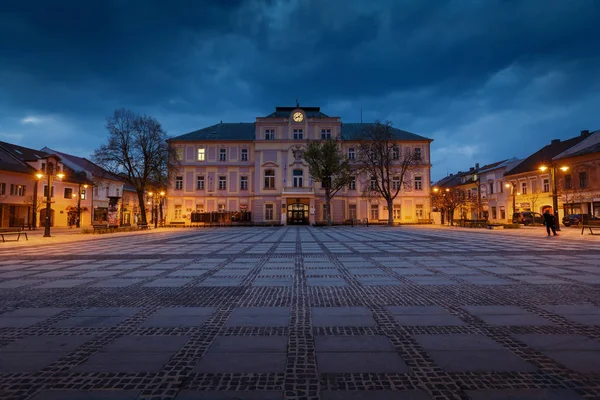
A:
1,0,599,180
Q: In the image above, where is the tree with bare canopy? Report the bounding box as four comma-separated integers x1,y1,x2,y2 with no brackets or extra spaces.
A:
303,137,354,226
355,121,421,226
91,108,179,225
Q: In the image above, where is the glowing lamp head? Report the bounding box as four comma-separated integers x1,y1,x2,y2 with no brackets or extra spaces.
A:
160,191,165,196
560,166,569,172
36,173,44,179
148,192,153,196
539,166,548,172
57,173,65,179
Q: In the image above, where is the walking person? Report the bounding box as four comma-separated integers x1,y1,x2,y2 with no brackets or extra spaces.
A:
543,209,558,237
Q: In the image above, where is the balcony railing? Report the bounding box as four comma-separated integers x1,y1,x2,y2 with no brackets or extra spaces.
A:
282,186,314,194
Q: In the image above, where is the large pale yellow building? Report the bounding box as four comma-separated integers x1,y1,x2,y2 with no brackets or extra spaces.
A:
166,106,433,225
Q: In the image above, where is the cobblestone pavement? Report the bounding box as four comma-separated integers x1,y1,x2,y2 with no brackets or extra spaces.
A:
0,226,599,400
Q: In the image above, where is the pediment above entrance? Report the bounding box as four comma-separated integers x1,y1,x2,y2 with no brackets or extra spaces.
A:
261,161,279,168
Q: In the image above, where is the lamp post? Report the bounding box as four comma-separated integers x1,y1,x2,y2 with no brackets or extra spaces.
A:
75,183,88,228
505,182,516,220
540,164,569,232
159,191,165,228
38,157,64,237
148,191,155,227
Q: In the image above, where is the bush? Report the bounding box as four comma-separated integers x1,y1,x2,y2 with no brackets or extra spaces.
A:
503,223,520,229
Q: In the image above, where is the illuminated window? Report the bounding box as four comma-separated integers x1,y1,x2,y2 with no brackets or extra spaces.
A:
197,148,205,161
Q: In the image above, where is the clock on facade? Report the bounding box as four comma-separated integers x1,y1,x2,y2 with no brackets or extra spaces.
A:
293,112,304,122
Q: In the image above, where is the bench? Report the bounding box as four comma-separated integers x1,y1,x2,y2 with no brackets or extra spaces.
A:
581,217,600,235
417,219,433,224
487,223,504,230
0,228,28,242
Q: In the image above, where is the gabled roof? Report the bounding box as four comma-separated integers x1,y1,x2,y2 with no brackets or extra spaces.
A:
170,123,255,141
554,130,600,160
266,106,329,118
556,141,600,159
341,123,432,141
504,132,592,176
0,140,49,162
42,147,123,183
433,173,463,188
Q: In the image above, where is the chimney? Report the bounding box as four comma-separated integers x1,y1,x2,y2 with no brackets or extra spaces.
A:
551,139,560,145
469,167,474,172
581,130,590,136
475,163,479,169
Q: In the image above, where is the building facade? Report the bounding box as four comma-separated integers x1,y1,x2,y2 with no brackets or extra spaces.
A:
167,106,433,225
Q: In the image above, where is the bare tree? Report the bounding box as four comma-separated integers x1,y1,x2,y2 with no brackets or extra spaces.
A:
91,108,179,225
22,195,44,227
432,188,469,226
303,137,354,226
354,121,420,226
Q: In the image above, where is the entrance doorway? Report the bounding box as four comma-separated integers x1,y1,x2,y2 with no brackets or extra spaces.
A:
287,203,309,225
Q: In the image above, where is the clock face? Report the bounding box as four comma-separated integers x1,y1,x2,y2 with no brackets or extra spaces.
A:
293,112,304,122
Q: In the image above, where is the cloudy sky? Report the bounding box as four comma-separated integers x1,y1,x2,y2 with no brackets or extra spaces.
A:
1,0,599,180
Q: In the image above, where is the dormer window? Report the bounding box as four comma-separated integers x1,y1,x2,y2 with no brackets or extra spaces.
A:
265,129,275,140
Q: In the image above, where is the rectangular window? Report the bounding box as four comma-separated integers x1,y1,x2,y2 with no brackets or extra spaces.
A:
394,205,402,220
499,181,504,193
392,147,399,160
219,148,227,161
265,204,274,220
197,148,205,161
565,175,572,189
579,172,588,188
241,148,248,161
293,169,303,187
392,176,401,190
240,176,248,190
81,189,87,200
0,182,5,195
543,179,550,192
64,188,73,199
521,182,527,195
370,204,379,220
264,169,275,189
488,183,494,195
500,206,506,220
43,185,54,198
370,177,377,190
176,148,183,161
218,176,227,190
196,204,204,213
348,148,355,160
348,177,356,191
265,129,275,140
293,129,303,139
175,176,183,190
348,204,357,220
196,176,205,190
320,129,331,139
174,205,182,219
10,184,26,196
218,204,226,212
415,205,423,218
414,176,423,190
414,148,422,161
492,206,497,219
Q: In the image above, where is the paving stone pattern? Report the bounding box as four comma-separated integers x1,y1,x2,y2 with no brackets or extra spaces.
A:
0,226,599,399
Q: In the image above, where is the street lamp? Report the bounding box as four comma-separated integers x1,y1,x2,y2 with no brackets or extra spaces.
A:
539,164,569,231
505,182,517,220
37,157,64,237
75,183,88,228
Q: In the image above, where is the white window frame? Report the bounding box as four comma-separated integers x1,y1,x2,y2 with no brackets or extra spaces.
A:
293,129,304,140
321,129,331,139
241,148,248,161
414,176,423,190
197,148,205,161
175,176,183,190
414,148,422,161
218,176,227,190
240,176,248,190
521,182,527,195
348,148,355,160
265,204,274,220
543,178,550,192
264,169,275,189
219,148,227,161
392,176,401,190
265,129,275,140
348,177,356,191
196,176,205,190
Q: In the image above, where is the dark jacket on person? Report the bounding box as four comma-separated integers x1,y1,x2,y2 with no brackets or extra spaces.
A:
543,212,555,226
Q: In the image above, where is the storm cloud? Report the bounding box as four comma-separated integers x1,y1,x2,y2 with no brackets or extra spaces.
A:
1,0,599,179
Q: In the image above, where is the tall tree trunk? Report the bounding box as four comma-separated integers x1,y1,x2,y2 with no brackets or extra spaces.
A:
137,191,147,224
387,198,394,226
325,188,332,226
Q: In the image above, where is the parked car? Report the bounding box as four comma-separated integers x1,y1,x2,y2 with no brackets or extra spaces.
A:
512,212,544,225
562,214,582,227
563,214,600,226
